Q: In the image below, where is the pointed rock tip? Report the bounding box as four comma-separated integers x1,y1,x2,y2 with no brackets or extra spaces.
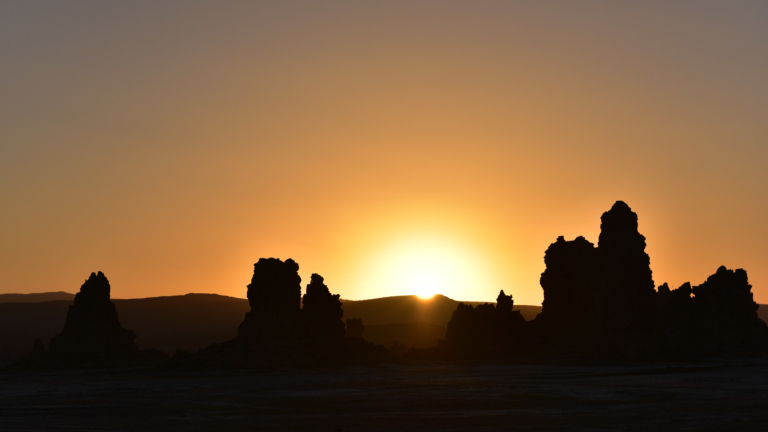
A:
610,200,631,212
600,200,638,227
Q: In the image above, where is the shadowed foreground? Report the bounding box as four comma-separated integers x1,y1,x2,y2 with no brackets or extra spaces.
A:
2,359,767,431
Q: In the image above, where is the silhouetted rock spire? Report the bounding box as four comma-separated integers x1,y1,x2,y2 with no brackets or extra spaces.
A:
496,290,513,313
534,201,656,355
238,258,303,344
15,271,165,368
47,272,139,361
598,201,656,332
53,272,124,340
302,273,345,342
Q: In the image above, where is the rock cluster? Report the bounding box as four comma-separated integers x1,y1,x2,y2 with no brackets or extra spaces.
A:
656,266,767,356
236,258,346,347
444,290,525,358
438,201,768,360
186,258,387,367
536,201,657,355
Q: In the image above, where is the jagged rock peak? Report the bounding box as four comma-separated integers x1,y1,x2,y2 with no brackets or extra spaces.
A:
60,271,125,335
303,273,345,341
249,258,300,286
496,290,513,312
693,266,756,315
657,282,671,294
306,273,330,296
76,271,111,303
598,201,642,249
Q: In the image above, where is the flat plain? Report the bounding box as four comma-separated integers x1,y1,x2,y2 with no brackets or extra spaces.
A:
2,358,768,431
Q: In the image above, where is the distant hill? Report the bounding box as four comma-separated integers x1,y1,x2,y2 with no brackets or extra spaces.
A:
0,292,75,303
114,294,250,354
340,295,542,350
340,294,542,326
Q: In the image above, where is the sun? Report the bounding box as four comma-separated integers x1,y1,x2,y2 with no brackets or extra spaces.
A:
410,270,440,299
357,235,493,301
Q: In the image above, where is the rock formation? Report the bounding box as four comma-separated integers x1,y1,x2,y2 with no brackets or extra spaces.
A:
436,200,768,360
237,258,303,345
444,290,526,358
597,201,656,335
302,274,345,343
656,266,768,356
183,258,388,367
16,272,165,368
536,201,656,355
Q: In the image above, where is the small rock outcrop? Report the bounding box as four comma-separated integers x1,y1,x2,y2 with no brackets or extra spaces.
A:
444,290,526,358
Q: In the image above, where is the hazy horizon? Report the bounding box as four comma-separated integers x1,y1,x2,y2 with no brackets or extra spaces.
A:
2,1,767,304
0,289,516,304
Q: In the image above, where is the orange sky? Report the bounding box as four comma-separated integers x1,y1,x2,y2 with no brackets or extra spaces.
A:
2,2,767,304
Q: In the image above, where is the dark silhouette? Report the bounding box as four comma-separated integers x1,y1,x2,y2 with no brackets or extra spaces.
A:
425,201,768,360
655,266,768,356
235,259,345,347
178,258,388,368
345,318,365,339
0,292,545,367
238,258,304,345
6,202,765,368
533,201,656,356
443,290,526,358
14,272,166,368
303,274,345,343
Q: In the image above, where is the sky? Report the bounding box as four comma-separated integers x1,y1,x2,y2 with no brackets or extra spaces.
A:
1,1,767,304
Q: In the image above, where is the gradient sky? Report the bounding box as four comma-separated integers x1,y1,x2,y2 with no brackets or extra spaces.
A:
1,1,767,304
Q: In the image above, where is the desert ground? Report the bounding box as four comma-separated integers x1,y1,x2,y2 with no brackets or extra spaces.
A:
2,358,768,431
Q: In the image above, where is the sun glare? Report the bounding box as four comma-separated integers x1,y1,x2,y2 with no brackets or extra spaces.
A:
411,270,439,299
357,235,493,301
